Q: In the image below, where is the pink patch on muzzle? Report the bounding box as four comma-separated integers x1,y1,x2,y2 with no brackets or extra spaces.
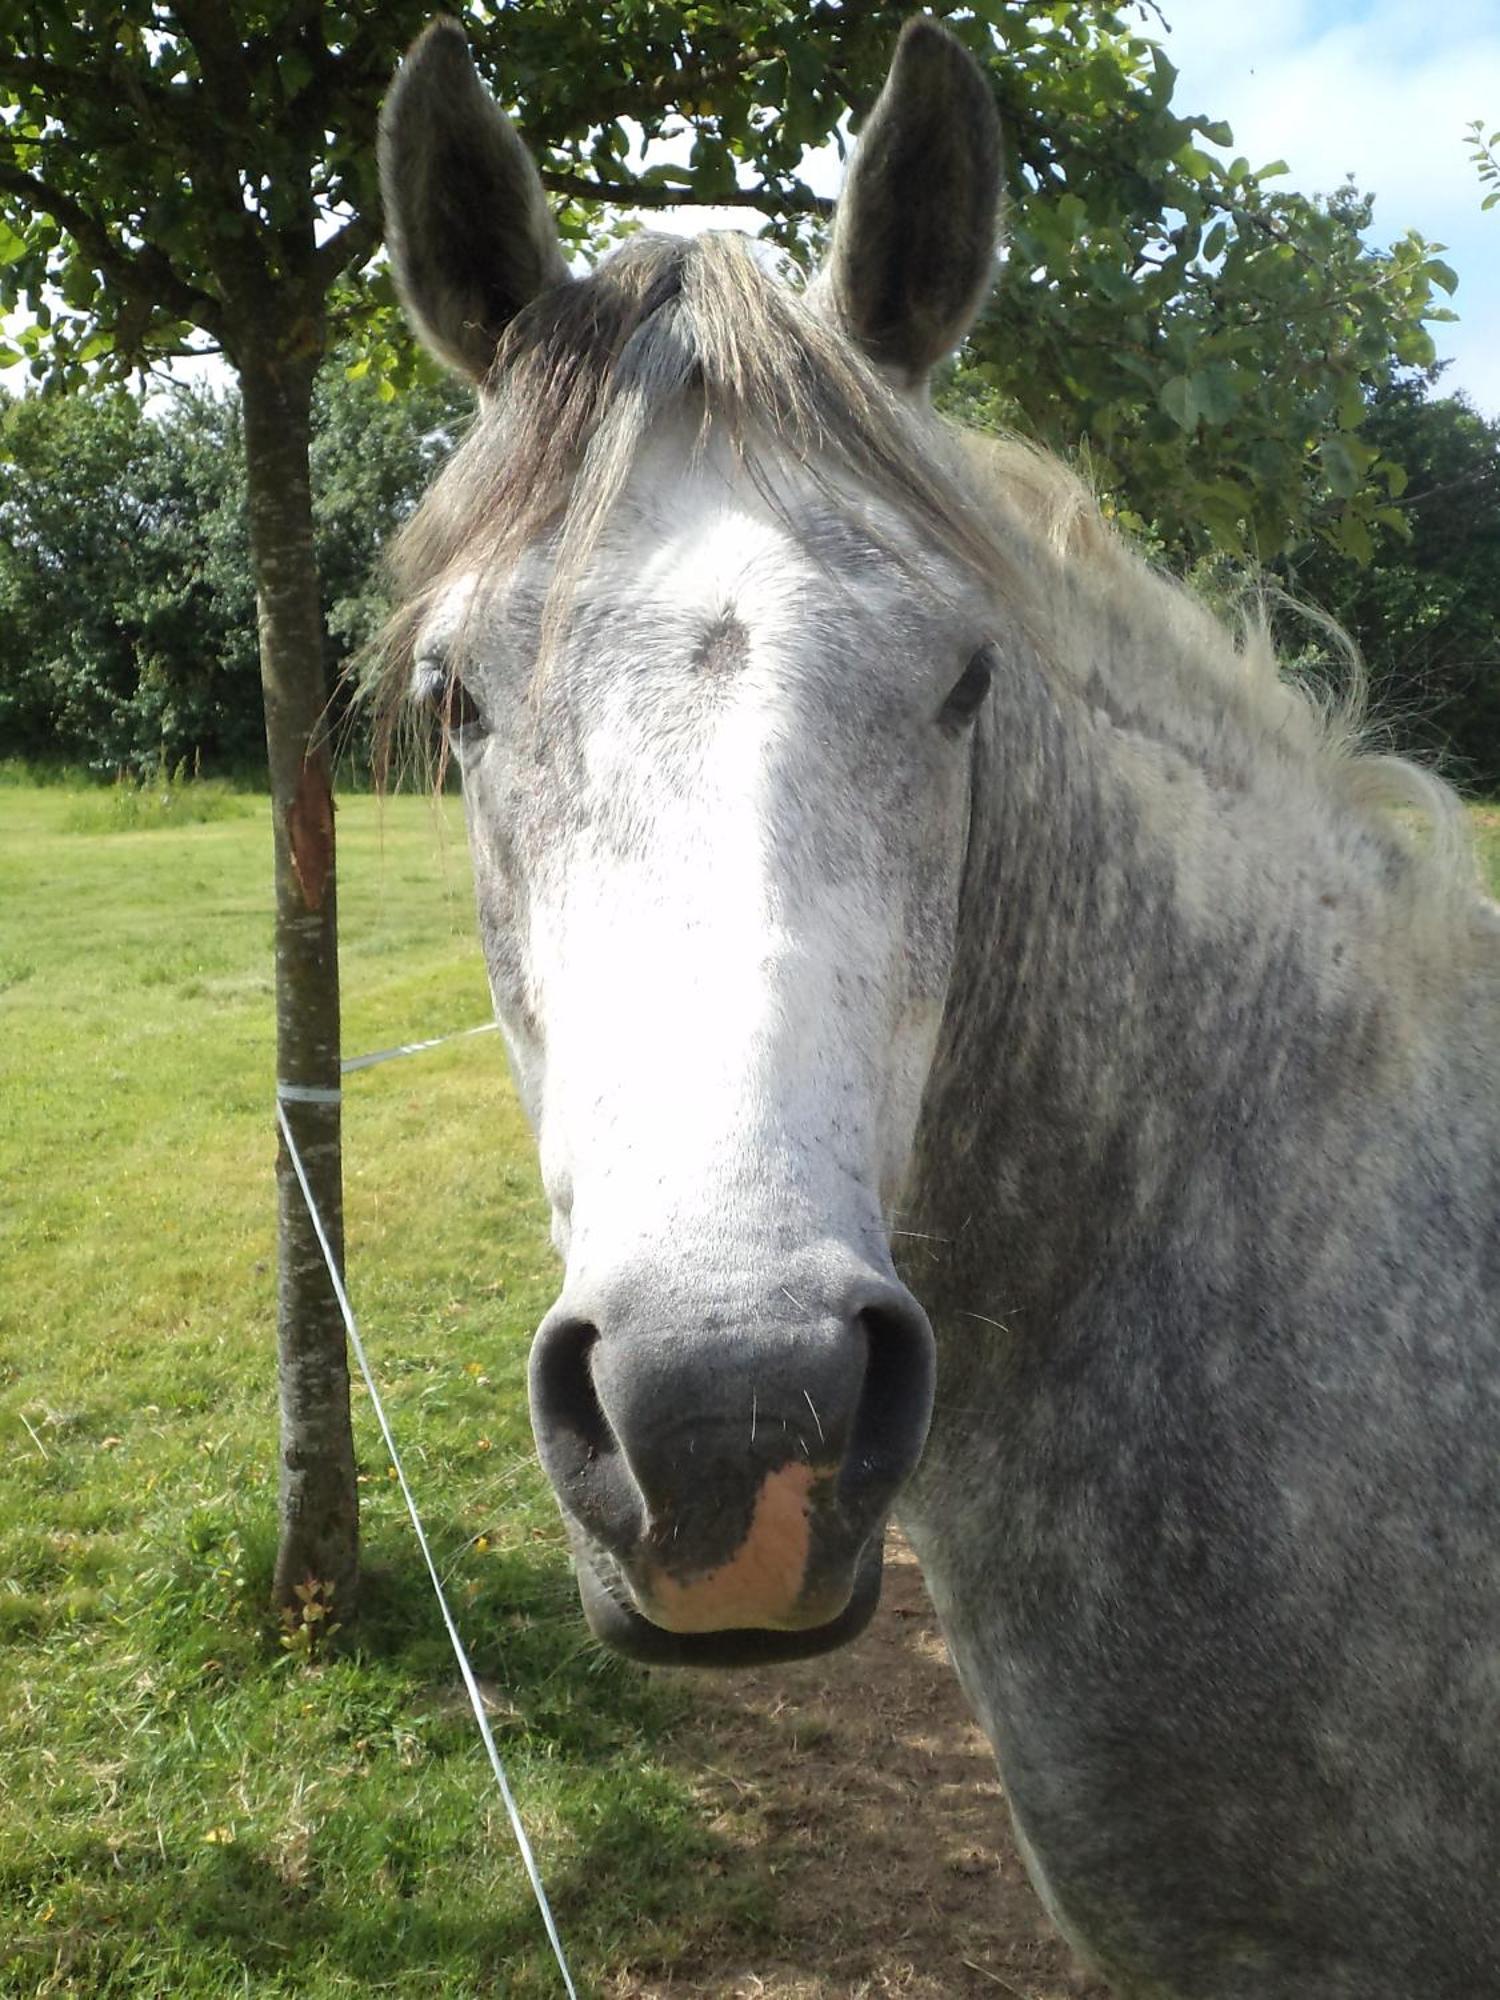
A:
637,1461,832,1632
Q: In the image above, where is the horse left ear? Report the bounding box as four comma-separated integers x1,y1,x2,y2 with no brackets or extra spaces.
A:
815,18,1002,390
378,19,571,383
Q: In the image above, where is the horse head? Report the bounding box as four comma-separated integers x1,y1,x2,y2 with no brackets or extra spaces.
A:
377,18,1004,1664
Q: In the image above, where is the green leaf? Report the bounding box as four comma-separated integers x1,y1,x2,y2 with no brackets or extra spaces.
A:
277,51,313,100
1394,326,1437,367
1156,366,1239,433
1337,378,1367,431
1320,436,1364,499
1159,374,1200,431
1092,261,1138,305
1335,510,1374,565
1193,364,1240,426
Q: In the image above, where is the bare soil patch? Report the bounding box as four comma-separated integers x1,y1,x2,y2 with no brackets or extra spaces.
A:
609,1533,1108,1999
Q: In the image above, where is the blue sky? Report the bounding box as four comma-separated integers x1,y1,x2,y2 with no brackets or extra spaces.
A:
1151,0,1500,414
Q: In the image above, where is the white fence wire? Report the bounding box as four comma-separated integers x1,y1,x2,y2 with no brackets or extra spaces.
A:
276,1018,578,1998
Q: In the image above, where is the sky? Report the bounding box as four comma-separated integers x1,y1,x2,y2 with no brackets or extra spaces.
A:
1147,0,1500,414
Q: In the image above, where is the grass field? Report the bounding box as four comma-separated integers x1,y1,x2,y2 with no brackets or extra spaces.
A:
0,785,765,1998
3,782,1497,2000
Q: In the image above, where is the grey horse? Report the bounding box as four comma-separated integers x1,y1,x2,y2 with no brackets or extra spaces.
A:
375,18,1500,1996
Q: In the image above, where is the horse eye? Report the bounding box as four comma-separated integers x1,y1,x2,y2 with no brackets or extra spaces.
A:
414,655,484,736
937,645,994,733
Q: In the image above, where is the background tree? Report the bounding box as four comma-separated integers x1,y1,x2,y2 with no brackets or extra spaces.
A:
949,176,1446,566
0,383,263,774
1290,380,1500,793
311,359,468,701
0,0,1468,1618
0,361,464,777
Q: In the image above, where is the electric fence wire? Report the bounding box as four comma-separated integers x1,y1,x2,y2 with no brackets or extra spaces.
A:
274,1017,578,1998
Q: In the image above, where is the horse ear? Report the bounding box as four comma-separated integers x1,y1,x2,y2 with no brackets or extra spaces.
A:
815,18,1002,390
378,18,571,383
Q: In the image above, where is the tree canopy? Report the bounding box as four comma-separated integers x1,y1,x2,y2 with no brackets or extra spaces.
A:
0,1,1460,567
1292,380,1500,794
0,380,258,772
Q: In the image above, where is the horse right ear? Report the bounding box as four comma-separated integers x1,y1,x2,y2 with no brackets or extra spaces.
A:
378,19,571,383
814,18,1002,391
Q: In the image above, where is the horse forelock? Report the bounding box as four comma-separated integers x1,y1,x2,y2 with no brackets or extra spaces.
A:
368,227,1482,931
370,233,1014,742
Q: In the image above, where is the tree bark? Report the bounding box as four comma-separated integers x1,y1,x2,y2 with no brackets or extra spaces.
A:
240,338,359,1620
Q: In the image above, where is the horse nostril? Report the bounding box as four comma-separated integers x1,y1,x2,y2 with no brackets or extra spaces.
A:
839,1295,936,1516
531,1315,608,1456
528,1314,644,1551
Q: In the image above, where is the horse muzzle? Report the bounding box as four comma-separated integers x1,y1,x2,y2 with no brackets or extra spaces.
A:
528,1262,935,1665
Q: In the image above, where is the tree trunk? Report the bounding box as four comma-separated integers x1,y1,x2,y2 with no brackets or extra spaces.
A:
240,340,359,1621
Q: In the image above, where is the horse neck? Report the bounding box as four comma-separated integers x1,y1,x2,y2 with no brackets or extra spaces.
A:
902,618,1417,1334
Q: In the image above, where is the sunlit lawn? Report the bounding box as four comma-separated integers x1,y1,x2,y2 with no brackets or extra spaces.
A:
0,784,764,1998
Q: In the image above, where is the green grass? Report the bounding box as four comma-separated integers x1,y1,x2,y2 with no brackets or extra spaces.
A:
0,785,766,1998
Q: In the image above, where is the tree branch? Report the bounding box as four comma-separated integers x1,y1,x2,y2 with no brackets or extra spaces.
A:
314,211,381,288
1401,459,1500,511
0,42,266,310
537,167,829,215
169,0,256,127
0,160,226,343
0,45,236,158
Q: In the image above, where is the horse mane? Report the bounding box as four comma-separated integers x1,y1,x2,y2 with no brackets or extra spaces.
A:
372,228,1480,917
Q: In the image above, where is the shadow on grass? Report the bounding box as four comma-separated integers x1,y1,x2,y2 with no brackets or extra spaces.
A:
3,1799,770,1999
348,1530,678,1764
0,1504,771,1996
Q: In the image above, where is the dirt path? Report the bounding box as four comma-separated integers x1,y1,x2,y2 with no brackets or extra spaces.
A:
609,1534,1108,1999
